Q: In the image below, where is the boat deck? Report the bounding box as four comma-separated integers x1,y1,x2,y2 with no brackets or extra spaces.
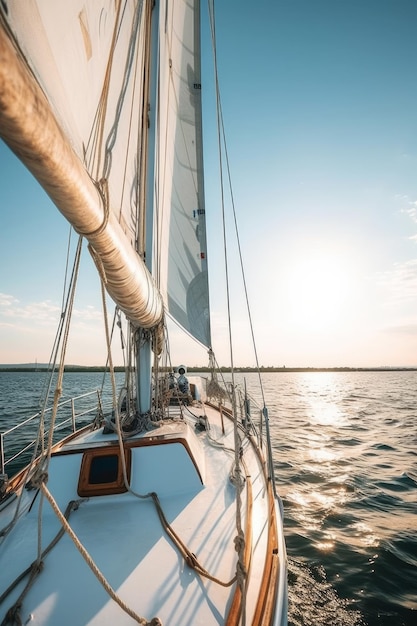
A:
0,403,286,625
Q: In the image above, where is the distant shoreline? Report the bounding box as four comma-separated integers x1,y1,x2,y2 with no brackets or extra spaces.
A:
0,366,416,373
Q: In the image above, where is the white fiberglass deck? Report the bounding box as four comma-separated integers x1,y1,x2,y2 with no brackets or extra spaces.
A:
0,404,286,625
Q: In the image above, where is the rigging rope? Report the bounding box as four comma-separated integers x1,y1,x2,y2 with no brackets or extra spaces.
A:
0,236,84,542
85,0,123,180
38,480,161,626
209,0,279,502
208,0,248,622
0,0,276,621
0,499,81,623
99,275,239,590
150,491,237,587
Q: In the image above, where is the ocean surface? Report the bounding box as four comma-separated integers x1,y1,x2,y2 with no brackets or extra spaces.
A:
0,370,416,625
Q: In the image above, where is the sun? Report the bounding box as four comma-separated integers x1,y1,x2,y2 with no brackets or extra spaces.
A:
283,253,353,333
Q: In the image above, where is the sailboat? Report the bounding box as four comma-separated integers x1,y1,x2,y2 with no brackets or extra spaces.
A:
0,1,287,624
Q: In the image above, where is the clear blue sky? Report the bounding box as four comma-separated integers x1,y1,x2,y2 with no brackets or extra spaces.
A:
1,0,417,367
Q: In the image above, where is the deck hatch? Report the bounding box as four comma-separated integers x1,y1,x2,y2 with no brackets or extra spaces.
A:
77,446,131,496
89,454,118,483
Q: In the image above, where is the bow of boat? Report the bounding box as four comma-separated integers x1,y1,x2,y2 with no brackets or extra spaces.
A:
0,398,286,625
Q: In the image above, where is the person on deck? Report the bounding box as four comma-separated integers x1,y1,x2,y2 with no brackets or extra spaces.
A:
177,365,189,394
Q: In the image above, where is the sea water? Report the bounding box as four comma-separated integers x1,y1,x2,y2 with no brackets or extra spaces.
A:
0,370,416,625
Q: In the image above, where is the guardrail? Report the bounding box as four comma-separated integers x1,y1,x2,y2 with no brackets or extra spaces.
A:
0,390,107,476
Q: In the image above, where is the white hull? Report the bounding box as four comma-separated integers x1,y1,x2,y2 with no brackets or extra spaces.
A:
0,396,287,625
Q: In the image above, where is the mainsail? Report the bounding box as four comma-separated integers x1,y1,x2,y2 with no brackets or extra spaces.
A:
0,0,211,347
156,0,211,347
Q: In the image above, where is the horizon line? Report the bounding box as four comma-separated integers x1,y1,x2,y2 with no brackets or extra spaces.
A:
1,364,416,372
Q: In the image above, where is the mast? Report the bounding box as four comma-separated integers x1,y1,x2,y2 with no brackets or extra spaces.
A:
136,0,161,414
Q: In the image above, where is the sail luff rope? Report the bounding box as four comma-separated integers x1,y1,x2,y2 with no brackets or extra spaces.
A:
121,26,144,238
136,0,150,259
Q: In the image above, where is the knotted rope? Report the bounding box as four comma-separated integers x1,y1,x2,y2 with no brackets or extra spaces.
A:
149,492,237,588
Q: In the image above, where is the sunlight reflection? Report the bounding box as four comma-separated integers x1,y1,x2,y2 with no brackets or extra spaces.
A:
288,485,350,518
328,473,351,484
286,372,369,559
316,541,335,552
309,447,337,463
350,522,380,548
299,372,349,427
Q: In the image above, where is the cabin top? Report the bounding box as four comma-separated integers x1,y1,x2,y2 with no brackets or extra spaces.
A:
44,421,205,509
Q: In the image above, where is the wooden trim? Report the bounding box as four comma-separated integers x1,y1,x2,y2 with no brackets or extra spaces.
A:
51,424,95,451
77,446,131,497
221,406,281,625
245,427,281,625
4,424,94,494
250,484,279,625
52,434,204,485
225,459,253,626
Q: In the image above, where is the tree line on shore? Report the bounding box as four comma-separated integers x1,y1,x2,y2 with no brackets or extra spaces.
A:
0,365,415,373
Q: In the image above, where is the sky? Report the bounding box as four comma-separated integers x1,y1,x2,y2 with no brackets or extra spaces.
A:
1,0,417,368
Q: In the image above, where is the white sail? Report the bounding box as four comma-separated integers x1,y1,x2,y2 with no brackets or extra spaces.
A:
0,0,211,345
3,0,145,241
0,0,163,329
156,0,211,347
